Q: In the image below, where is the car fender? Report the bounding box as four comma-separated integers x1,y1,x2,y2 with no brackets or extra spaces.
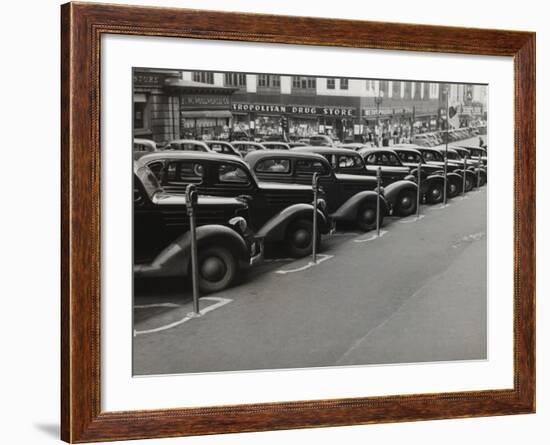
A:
134,225,249,278
330,191,388,221
384,180,418,209
454,168,477,181
256,203,330,243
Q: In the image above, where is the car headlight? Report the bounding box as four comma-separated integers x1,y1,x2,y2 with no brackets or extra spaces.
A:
228,216,248,235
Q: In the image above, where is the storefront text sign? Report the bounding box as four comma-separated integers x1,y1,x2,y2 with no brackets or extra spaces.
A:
182,95,231,107
232,103,355,117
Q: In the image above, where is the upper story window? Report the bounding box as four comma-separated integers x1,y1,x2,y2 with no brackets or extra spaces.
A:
224,72,246,87
327,78,336,90
366,80,375,91
379,80,389,97
192,71,214,84
429,83,439,99
258,75,281,88
340,78,349,90
414,82,423,99
392,81,402,98
292,76,316,90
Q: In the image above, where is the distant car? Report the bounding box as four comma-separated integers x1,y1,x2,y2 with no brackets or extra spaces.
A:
415,147,477,192
262,141,291,150
392,145,465,201
204,140,242,158
231,141,267,156
136,151,331,258
338,142,368,151
290,147,418,216
309,135,336,147
458,145,488,166
450,146,487,186
287,141,308,148
134,138,158,153
162,139,211,152
133,162,259,293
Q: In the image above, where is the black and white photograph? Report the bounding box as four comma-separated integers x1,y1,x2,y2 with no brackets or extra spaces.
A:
132,68,488,376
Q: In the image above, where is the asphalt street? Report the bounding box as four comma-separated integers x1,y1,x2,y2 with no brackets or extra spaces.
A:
133,183,487,376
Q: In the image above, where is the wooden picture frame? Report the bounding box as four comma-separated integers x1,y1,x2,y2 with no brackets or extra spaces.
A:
61,2,535,442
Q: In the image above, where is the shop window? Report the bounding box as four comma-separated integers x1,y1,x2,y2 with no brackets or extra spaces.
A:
255,159,291,174
292,76,316,90
134,102,146,129
218,164,250,184
224,72,246,87
192,71,214,84
165,162,204,184
327,78,335,90
340,78,349,90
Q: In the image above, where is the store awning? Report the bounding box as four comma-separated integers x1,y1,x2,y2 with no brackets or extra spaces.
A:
180,110,233,119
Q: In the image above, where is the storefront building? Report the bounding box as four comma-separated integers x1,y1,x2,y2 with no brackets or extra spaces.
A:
133,69,236,143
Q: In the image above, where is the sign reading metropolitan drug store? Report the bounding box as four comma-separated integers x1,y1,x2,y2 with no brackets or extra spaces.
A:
232,103,356,117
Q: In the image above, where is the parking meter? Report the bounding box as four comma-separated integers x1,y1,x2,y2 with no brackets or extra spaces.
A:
185,184,200,316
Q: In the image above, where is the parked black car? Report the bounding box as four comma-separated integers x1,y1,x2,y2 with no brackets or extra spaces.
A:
414,147,477,192
290,147,419,215
204,140,242,158
136,152,331,258
392,145,464,201
133,162,259,293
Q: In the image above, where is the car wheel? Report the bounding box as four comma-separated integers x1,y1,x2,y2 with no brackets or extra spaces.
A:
356,201,380,231
447,177,460,198
395,189,417,217
427,182,444,204
285,219,318,258
195,246,237,293
465,174,474,192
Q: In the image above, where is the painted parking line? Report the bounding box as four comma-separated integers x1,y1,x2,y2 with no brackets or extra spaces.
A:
134,296,232,336
427,203,452,211
398,214,426,224
354,230,388,243
134,302,181,309
275,254,333,275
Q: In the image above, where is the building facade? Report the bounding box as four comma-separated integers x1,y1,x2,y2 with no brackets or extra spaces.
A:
133,68,487,143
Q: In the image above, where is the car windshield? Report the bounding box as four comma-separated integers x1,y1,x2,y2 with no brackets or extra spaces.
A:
167,142,207,151
421,150,443,162
445,151,460,160
135,165,162,199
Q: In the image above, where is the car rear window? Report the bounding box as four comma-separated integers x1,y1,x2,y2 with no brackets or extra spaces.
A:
217,164,251,184
255,159,291,174
164,161,204,184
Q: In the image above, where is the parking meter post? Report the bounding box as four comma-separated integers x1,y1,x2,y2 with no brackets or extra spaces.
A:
416,162,421,218
462,157,467,196
186,184,200,316
312,173,319,264
376,167,381,237
443,154,448,205
477,154,482,188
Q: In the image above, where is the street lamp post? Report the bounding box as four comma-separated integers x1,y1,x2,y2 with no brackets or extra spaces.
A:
443,85,449,205
374,91,384,147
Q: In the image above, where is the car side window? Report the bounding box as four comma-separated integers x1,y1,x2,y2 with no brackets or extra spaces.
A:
218,164,251,184
164,161,204,184
337,154,363,169
147,161,164,180
365,154,377,165
255,159,291,174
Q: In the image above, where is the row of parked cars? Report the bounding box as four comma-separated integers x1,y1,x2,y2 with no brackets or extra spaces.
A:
133,137,487,293
412,126,486,148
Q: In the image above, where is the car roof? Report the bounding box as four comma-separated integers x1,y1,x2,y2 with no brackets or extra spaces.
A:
293,146,363,156
392,145,422,154
434,146,459,154
263,141,290,146
244,149,328,166
357,147,398,156
232,140,265,146
205,140,233,145
135,150,249,168
166,139,209,146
